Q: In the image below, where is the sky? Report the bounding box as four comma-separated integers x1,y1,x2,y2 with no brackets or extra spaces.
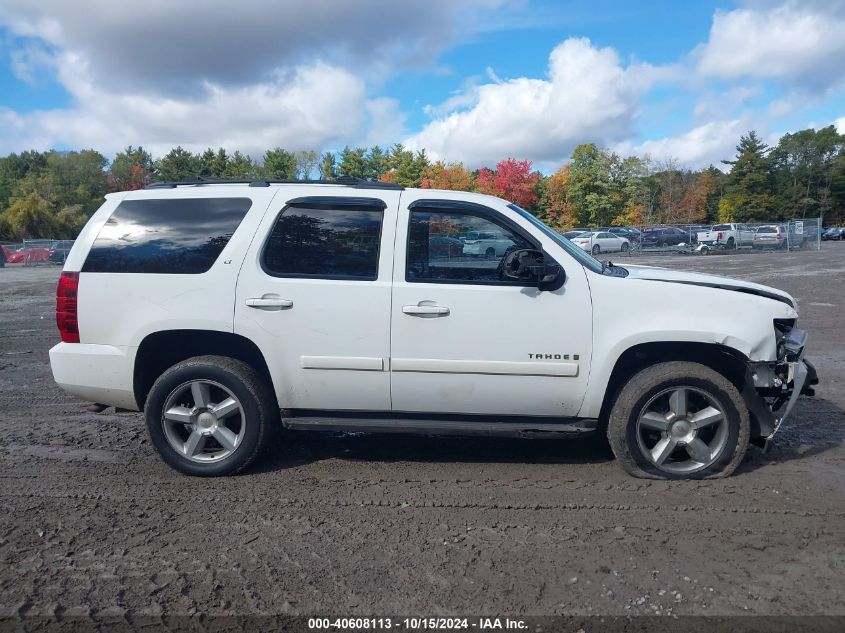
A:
0,0,844,171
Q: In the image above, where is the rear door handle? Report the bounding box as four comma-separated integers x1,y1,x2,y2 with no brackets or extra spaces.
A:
402,305,450,316
246,297,293,309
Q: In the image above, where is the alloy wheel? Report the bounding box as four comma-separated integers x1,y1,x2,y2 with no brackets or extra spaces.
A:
635,386,729,474
161,379,246,463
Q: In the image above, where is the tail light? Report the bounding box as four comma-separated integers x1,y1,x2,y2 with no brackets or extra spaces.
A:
717,231,723,241
56,272,80,343
776,229,782,238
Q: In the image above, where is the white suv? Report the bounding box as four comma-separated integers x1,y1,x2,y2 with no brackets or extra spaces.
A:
50,177,817,479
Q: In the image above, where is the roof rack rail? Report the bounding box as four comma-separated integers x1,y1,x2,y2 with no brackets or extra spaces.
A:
144,176,404,190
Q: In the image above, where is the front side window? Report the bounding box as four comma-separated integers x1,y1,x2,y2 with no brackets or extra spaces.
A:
406,209,533,283
82,197,252,274
263,206,383,280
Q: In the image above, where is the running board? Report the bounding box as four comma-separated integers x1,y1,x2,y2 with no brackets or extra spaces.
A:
282,416,597,437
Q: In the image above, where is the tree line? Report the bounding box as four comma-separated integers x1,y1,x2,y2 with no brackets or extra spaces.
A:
1,125,843,241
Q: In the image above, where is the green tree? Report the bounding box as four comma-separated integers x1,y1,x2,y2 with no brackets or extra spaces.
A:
319,152,337,179
294,150,319,179
0,191,56,239
367,146,390,179
153,147,200,181
770,126,845,219
109,146,153,190
339,146,369,178
224,151,258,179
263,148,297,179
567,144,622,226
720,131,776,222
197,148,230,179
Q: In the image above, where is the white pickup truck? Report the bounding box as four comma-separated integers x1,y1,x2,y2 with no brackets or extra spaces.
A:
696,223,755,250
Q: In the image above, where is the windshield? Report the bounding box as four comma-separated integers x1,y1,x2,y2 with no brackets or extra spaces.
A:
507,204,603,273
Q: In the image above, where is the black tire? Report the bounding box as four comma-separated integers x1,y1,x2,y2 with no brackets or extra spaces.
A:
726,237,736,250
485,247,496,259
145,355,277,476
591,244,600,256
621,242,630,255
607,361,750,480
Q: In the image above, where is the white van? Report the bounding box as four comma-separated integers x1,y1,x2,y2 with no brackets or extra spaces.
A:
50,177,816,479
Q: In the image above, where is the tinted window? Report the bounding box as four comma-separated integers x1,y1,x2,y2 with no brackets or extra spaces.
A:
82,197,251,274
263,206,383,280
407,210,532,283
713,224,732,231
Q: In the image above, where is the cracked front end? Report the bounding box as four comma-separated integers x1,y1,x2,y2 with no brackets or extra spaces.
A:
744,320,818,442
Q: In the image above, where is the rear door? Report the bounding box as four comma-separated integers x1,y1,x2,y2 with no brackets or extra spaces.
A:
389,194,593,417
235,188,400,411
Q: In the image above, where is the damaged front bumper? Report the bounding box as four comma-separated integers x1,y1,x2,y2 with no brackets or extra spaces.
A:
742,327,818,444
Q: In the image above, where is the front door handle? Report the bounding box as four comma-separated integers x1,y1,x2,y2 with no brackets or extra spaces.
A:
402,305,450,317
246,297,293,309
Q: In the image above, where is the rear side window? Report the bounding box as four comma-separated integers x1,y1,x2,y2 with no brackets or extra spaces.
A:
82,197,251,274
262,206,383,280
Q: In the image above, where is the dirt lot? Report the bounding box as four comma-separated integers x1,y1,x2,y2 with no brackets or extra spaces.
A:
0,245,843,621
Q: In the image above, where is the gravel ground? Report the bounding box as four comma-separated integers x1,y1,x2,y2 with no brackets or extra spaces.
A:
0,245,843,620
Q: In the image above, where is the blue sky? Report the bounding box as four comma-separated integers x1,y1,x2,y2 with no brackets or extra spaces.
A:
0,0,843,170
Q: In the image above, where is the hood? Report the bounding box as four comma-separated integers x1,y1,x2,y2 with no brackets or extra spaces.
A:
622,264,795,309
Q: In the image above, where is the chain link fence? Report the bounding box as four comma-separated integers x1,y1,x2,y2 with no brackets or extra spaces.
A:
563,217,823,256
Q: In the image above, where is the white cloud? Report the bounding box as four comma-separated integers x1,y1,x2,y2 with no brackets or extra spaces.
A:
0,0,503,157
406,38,669,168
364,98,407,147
836,117,845,134
0,0,504,94
0,58,368,157
617,120,747,170
697,1,845,88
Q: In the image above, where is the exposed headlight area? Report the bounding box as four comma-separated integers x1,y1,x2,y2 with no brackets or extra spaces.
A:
745,318,818,442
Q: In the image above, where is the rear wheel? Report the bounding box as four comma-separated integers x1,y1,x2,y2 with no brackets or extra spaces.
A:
485,247,496,259
145,355,277,476
726,237,736,250
621,242,630,255
592,244,600,256
607,362,749,479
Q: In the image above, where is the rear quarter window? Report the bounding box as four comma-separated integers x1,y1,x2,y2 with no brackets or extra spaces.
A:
82,197,252,274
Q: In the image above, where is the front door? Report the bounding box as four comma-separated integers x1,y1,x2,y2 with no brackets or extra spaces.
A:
389,195,593,417
235,190,400,412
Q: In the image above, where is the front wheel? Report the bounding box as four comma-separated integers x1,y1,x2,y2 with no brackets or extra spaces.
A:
145,355,277,476
607,362,749,479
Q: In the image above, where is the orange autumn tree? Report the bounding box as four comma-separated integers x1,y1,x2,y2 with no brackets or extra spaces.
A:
542,164,578,228
419,161,474,191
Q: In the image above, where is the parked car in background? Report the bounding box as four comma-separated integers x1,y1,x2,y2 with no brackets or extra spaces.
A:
561,230,590,240
428,235,464,258
752,225,786,250
462,231,516,258
822,227,845,241
570,231,631,256
598,226,642,245
697,223,755,250
641,226,690,248
48,240,76,264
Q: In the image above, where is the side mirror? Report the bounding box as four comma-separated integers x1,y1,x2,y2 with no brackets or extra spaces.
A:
501,249,565,291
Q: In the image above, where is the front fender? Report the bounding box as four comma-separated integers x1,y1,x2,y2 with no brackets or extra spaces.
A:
578,273,795,418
